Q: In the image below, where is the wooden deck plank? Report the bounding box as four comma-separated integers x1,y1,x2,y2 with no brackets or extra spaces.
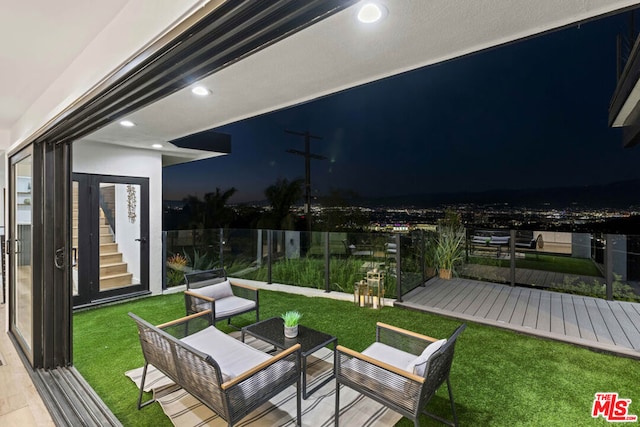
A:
595,299,632,348
451,281,486,313
573,297,598,342
442,281,476,311
529,270,545,287
561,294,580,338
537,291,551,332
461,282,493,316
610,302,640,350
510,288,531,326
413,279,448,305
549,293,565,334
522,290,541,329
485,286,513,320
619,302,640,335
472,284,504,318
584,298,614,345
397,277,640,357
435,280,472,309
496,287,521,323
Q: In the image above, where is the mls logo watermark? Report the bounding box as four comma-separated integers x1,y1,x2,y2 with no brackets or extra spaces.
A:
592,393,637,422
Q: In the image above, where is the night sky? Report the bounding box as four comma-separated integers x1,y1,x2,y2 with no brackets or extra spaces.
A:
163,11,640,204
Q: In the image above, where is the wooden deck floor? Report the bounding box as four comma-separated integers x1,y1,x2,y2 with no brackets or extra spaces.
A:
396,277,640,358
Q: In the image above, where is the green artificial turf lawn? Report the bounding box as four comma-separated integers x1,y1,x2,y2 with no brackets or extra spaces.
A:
73,290,640,426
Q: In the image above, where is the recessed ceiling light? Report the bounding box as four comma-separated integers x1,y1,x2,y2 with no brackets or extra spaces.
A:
191,86,211,96
120,120,135,127
357,2,386,23
152,143,163,149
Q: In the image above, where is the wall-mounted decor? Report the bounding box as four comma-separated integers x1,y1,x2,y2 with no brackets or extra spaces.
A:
127,184,137,223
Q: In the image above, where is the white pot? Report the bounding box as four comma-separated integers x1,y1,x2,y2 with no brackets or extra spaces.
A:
284,325,298,338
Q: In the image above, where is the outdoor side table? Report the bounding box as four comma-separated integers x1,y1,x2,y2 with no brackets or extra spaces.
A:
241,317,337,399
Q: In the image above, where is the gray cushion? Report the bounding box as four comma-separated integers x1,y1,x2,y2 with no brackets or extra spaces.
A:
181,326,271,379
195,280,234,300
214,296,255,318
362,342,416,370
189,276,227,290
406,339,447,376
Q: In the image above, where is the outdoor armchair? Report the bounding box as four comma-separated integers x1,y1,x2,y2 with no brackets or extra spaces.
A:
184,268,259,327
130,310,302,426
334,322,466,427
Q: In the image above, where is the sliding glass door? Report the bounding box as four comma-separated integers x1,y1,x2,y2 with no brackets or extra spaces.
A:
9,147,34,362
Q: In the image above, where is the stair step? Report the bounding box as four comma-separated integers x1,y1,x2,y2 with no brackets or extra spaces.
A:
100,273,133,289
100,262,128,276
100,243,117,253
100,252,122,264
99,234,114,244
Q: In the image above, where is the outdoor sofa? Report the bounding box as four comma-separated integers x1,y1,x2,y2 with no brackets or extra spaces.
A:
184,268,259,327
129,310,302,426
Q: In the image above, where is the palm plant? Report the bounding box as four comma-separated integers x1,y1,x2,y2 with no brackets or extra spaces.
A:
264,178,304,230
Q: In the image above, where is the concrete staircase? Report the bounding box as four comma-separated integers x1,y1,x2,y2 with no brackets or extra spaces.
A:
72,185,133,290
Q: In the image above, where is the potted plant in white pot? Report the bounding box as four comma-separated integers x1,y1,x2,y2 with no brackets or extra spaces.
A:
436,225,465,279
281,310,302,338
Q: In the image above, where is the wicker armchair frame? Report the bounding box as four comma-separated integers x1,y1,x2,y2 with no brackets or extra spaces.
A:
184,268,259,327
129,311,301,426
334,322,466,427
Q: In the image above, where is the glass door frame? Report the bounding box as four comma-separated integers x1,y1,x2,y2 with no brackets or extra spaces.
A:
8,145,38,365
72,173,149,307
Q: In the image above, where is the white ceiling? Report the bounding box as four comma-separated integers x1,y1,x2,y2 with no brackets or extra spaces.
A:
3,0,640,163
0,0,130,128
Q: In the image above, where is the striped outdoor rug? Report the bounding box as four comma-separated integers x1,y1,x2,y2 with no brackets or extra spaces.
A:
126,332,402,427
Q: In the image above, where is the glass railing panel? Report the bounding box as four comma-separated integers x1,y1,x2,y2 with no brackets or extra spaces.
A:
270,230,325,289
164,228,220,288
398,231,424,296
223,228,261,278
537,231,605,297
461,228,510,284
611,234,640,302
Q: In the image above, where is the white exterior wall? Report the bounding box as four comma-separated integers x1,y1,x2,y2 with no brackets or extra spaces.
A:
73,141,162,295
114,183,142,284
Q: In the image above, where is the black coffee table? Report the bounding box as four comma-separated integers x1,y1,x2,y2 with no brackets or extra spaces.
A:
241,317,337,399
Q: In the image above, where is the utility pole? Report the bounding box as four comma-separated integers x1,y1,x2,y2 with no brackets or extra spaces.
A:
285,130,326,231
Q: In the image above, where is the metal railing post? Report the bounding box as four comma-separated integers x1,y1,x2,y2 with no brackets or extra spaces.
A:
605,234,614,301
324,231,330,292
161,231,167,290
395,233,402,302
421,230,426,284
267,229,273,284
219,228,224,268
510,229,516,286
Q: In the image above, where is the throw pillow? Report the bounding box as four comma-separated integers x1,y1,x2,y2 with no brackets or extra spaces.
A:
405,339,447,377
196,280,234,300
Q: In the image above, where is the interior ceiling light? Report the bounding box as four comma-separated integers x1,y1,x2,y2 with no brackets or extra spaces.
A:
191,86,211,96
152,143,163,149
120,120,135,127
357,2,386,23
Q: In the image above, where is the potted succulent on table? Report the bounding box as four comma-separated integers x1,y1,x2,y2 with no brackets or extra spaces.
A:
281,310,302,338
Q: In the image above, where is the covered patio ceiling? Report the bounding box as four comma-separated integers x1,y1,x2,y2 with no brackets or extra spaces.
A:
3,1,640,159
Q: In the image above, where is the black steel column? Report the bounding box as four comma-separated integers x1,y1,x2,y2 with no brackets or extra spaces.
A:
510,229,516,286
324,231,330,292
395,234,402,302
267,230,273,284
605,234,614,301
